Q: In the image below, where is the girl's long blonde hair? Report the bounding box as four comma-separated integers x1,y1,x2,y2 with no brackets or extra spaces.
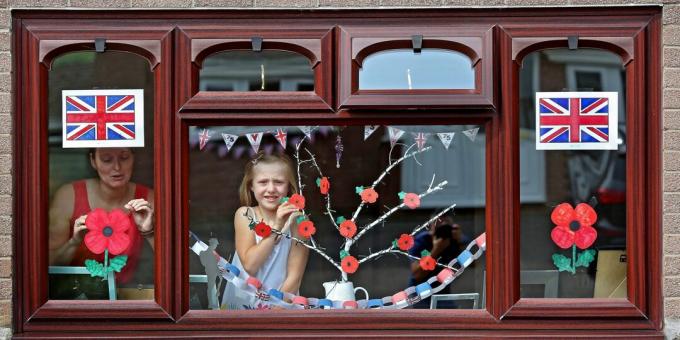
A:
239,151,298,206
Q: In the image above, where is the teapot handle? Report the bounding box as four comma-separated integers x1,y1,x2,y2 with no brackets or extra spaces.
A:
354,287,369,301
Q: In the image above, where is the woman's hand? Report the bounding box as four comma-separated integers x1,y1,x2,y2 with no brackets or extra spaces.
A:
274,202,299,231
71,214,88,245
125,198,154,233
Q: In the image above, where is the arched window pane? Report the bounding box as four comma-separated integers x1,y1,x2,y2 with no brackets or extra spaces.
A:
199,50,315,91
359,49,475,90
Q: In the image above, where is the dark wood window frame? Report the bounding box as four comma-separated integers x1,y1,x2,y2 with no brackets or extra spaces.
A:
12,8,663,338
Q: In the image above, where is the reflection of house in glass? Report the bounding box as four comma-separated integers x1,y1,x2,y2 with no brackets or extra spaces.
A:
199,50,315,92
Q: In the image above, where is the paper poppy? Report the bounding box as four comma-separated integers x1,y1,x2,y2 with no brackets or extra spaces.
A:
254,221,272,238
341,255,359,274
339,220,357,238
298,220,316,238
397,234,414,251
550,202,598,250
360,188,379,204
419,255,436,271
318,177,330,195
403,193,421,209
84,208,131,255
288,193,306,210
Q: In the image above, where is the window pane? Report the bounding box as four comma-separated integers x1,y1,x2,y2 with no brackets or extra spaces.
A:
199,50,314,91
47,51,155,300
359,49,475,90
519,49,626,298
187,125,486,310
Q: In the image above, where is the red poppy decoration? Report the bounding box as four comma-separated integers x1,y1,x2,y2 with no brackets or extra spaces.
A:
360,188,379,204
397,234,414,251
318,177,330,195
298,220,316,239
254,221,272,238
288,193,306,210
341,255,359,274
339,220,357,238
419,255,436,271
403,193,421,209
550,203,598,250
84,208,132,255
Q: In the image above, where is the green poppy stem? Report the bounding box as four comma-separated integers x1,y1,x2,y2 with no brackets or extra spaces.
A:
104,249,109,280
571,244,576,274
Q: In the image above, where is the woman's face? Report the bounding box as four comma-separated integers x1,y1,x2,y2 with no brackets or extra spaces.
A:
90,148,134,189
250,162,290,211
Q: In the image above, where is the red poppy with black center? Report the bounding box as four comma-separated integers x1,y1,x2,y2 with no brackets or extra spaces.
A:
341,255,359,274
319,177,330,195
360,188,379,204
339,220,357,238
254,221,272,238
84,208,132,255
550,202,598,249
397,234,414,251
298,220,316,238
288,193,306,210
419,255,436,271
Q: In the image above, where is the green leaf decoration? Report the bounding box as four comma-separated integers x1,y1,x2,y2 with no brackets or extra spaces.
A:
552,253,574,273
248,221,257,230
296,215,306,225
355,186,364,194
398,191,406,200
107,255,129,273
316,178,321,187
392,240,398,248
336,216,346,224
575,249,597,268
339,250,349,259
279,197,289,204
420,249,431,257
84,259,106,279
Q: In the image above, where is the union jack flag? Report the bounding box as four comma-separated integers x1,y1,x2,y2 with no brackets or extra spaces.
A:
536,92,618,150
62,89,145,148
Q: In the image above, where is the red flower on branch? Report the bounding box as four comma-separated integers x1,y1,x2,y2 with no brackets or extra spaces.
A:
360,188,379,204
339,220,357,238
403,193,421,209
419,255,436,271
84,208,131,255
254,221,272,238
319,177,330,195
550,202,598,250
397,234,414,251
288,194,305,210
298,220,316,239
341,255,359,274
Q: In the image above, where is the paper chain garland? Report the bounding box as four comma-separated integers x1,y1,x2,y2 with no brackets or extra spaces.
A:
196,125,481,153
190,231,487,310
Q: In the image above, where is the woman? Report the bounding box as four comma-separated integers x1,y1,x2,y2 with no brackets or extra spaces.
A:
48,147,154,285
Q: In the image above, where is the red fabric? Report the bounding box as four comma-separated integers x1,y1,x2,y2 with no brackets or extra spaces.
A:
69,180,149,283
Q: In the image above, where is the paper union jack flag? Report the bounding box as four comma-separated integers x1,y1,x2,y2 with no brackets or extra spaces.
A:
536,92,618,150
62,90,144,148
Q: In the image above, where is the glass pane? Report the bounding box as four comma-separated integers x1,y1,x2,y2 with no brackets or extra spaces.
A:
359,49,475,90
519,49,626,298
187,125,486,310
47,51,155,300
199,50,314,91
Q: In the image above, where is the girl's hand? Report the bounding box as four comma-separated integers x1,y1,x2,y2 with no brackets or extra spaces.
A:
71,214,88,244
125,198,154,233
274,202,299,231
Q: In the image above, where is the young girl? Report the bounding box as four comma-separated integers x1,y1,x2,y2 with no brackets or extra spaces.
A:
222,152,309,309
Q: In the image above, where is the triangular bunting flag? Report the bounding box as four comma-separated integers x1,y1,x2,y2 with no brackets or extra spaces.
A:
364,125,379,140
198,129,211,151
437,132,455,150
274,128,287,148
463,127,480,142
246,132,264,153
388,126,405,148
298,126,312,139
221,133,238,152
411,132,430,151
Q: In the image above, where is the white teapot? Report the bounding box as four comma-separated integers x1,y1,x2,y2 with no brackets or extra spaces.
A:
323,280,369,302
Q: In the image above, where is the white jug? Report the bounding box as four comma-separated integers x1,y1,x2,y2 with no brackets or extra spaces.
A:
323,280,369,302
